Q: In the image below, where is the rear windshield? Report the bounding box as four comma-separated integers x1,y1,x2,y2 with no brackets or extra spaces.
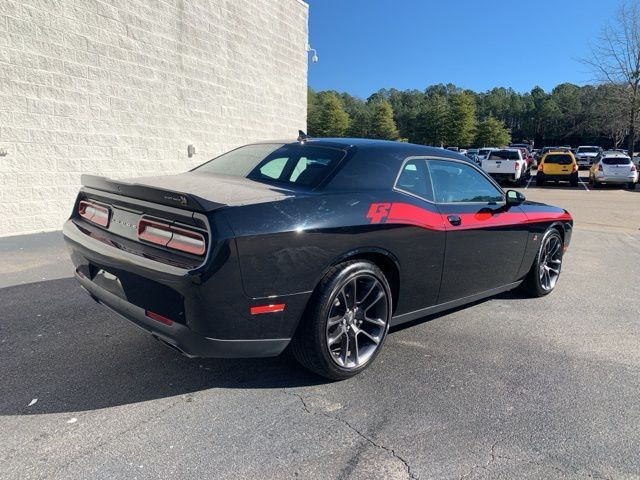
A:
488,150,519,160
577,147,599,154
478,149,492,155
544,154,573,165
193,144,345,188
602,157,631,165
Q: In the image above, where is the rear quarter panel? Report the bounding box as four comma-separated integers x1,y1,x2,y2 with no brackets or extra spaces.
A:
222,191,447,316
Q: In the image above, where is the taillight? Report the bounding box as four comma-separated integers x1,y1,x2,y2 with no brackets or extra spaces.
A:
572,163,578,172
539,163,544,173
515,161,520,171
598,164,603,171
78,200,110,227
631,164,637,172
138,217,206,256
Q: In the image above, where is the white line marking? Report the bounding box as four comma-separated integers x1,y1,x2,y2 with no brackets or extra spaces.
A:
578,176,590,192
525,175,533,189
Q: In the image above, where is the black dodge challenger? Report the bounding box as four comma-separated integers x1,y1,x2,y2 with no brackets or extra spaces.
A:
64,138,572,379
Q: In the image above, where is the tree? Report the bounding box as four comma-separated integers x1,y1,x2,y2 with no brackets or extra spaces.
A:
414,93,449,146
370,101,399,140
584,0,640,156
313,92,350,137
590,84,632,147
447,91,476,146
475,116,512,147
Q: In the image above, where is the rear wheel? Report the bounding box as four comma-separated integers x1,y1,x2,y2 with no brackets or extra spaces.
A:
570,173,579,187
536,175,545,186
520,229,564,297
290,260,391,380
628,181,636,190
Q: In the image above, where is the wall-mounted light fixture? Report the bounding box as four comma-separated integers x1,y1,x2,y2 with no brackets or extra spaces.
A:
187,144,196,158
306,43,318,63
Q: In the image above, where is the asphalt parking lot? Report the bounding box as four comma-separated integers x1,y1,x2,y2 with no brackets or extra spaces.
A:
1,171,639,480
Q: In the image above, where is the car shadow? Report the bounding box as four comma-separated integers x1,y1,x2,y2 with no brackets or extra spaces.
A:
0,278,323,416
390,289,529,334
1,278,532,416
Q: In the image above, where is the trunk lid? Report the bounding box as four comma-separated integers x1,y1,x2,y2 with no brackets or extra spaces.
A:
82,172,296,212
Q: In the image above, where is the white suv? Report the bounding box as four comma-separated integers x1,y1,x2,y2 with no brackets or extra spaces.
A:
589,151,638,189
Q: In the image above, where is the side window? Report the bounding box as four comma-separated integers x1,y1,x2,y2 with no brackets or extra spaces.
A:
429,160,503,203
258,157,288,180
395,159,434,202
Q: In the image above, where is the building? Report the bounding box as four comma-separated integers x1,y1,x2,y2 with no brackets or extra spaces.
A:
0,0,309,237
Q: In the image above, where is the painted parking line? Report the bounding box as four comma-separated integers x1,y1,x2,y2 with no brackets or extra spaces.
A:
524,175,534,189
579,176,590,192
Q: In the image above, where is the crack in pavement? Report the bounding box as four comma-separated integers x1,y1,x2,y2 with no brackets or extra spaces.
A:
283,389,418,480
459,436,612,480
460,437,501,480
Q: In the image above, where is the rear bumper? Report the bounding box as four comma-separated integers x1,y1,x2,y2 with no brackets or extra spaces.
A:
63,219,309,358
75,270,290,357
487,173,521,182
537,173,577,181
594,175,637,184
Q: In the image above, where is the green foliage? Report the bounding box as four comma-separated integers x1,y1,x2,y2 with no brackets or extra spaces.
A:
307,83,638,148
308,91,350,137
415,93,449,146
446,91,477,146
475,116,512,147
370,101,400,140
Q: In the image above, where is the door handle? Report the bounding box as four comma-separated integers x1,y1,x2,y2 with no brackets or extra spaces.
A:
447,215,462,226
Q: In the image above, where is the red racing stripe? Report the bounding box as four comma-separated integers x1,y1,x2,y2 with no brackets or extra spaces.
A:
367,202,572,231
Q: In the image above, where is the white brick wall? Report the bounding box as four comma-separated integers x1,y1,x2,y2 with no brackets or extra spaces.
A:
0,0,308,237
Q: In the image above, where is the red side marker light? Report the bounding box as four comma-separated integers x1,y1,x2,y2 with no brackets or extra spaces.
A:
250,304,286,315
145,310,174,326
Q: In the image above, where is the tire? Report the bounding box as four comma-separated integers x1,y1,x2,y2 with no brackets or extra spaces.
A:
570,174,578,187
519,229,564,298
628,182,636,190
290,260,392,380
536,175,545,187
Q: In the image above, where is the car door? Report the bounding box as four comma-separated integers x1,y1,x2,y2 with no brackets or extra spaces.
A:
428,158,529,304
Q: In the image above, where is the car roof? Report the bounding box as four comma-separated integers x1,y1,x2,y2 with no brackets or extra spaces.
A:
601,150,630,157
248,137,471,159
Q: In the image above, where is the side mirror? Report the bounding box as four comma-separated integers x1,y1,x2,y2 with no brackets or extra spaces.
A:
506,189,525,206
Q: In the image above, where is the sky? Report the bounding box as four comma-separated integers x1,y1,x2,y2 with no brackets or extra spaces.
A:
306,0,616,98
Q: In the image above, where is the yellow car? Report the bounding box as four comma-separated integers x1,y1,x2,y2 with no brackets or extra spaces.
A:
536,151,579,187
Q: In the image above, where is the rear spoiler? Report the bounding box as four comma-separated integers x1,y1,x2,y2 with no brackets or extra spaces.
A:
81,175,222,212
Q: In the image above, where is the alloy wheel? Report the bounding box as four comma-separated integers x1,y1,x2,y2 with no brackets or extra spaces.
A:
325,274,389,369
539,234,563,291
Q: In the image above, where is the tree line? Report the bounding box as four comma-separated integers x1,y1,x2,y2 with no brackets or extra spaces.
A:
307,82,633,149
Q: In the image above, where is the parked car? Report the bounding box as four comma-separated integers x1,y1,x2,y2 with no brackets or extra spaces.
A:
467,148,479,156
477,147,497,161
63,138,573,379
537,151,579,187
482,148,530,185
465,152,482,166
589,151,638,189
540,146,571,158
509,142,533,153
575,146,603,169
